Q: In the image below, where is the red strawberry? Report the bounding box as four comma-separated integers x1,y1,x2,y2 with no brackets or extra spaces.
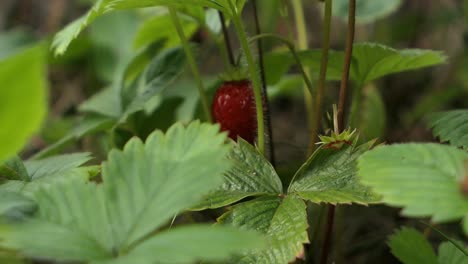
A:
212,80,257,144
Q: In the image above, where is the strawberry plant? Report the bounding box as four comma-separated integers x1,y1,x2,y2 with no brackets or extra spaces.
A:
0,0,467,263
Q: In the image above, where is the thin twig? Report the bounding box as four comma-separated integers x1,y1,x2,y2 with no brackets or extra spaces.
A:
252,0,275,167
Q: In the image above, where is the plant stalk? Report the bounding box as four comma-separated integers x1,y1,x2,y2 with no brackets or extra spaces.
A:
320,205,336,264
249,34,314,98
292,0,314,133
252,0,275,166
337,0,356,132
321,2,356,264
228,0,265,155
169,7,212,122
308,0,332,154
218,11,236,66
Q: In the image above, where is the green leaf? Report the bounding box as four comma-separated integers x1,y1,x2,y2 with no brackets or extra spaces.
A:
218,196,309,263
438,241,468,264
0,122,237,263
97,225,265,264
264,42,446,86
33,115,114,159
358,84,386,142
0,191,37,218
351,43,446,84
24,152,92,180
51,0,231,55
120,46,186,122
51,0,111,55
358,144,468,223
333,0,402,24
193,139,283,210
103,122,230,248
88,11,140,83
388,227,438,264
133,13,198,50
288,142,380,205
0,211,112,262
79,87,122,118
427,110,468,149
0,45,47,163
0,29,36,60
0,156,29,181
263,49,344,85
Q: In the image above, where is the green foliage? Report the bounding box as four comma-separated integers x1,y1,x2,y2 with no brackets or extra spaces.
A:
0,192,36,218
333,0,403,24
438,241,468,264
0,153,96,196
388,227,468,264
0,122,264,263
427,110,468,149
388,227,438,264
358,144,468,229
358,84,386,142
0,29,35,60
33,115,114,159
195,136,377,261
288,141,380,204
133,13,198,50
0,45,47,163
193,139,282,210
351,43,446,85
24,153,92,180
264,43,446,86
98,225,263,264
120,46,187,122
218,196,308,263
0,156,29,181
51,0,249,56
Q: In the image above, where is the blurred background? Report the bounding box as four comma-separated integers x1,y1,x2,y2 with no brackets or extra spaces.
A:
0,0,466,263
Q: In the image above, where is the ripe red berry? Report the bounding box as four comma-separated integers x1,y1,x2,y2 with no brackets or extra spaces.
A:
212,80,257,144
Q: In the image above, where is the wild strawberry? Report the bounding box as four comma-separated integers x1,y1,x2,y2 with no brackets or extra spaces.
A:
212,80,257,144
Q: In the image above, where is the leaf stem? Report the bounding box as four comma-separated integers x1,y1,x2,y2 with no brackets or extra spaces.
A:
309,0,332,154
337,0,356,132
169,7,212,122
321,2,356,264
320,204,336,264
252,0,275,167
249,33,314,98
292,0,315,134
228,1,265,155
218,11,236,67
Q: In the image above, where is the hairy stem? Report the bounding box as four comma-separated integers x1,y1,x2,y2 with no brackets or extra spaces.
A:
292,0,314,133
337,0,356,131
309,0,332,154
252,0,275,166
169,7,212,122
228,1,265,155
